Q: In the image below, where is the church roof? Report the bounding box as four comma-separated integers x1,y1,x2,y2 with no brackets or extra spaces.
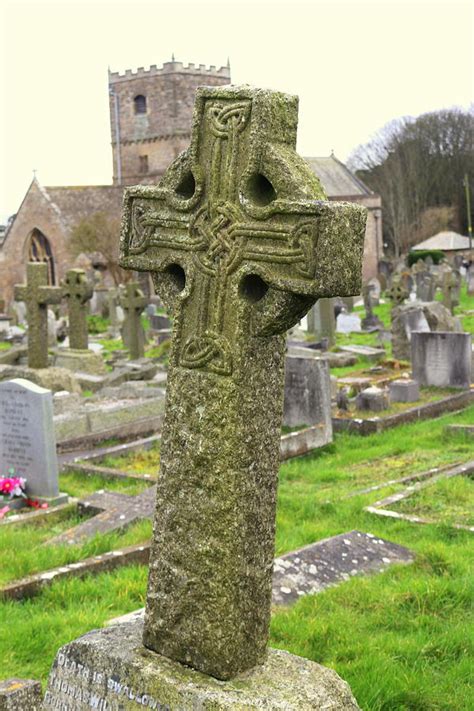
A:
412,231,472,251
304,154,373,198
42,184,124,230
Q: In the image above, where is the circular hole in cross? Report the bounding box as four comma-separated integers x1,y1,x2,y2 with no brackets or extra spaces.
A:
164,263,186,292
245,173,277,206
240,274,269,303
175,172,196,200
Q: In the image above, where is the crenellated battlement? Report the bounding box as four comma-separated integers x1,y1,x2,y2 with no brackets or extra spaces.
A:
109,60,231,84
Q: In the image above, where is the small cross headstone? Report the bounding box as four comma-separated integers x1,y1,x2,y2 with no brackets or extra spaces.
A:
14,262,63,369
62,268,93,350
117,85,366,680
442,270,459,313
361,283,383,330
119,282,147,360
0,378,66,504
387,280,409,307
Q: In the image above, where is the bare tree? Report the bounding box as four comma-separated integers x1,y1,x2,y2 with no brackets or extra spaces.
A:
69,213,130,285
349,107,474,256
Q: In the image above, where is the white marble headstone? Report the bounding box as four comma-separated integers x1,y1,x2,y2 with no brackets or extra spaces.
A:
0,378,59,498
336,312,362,333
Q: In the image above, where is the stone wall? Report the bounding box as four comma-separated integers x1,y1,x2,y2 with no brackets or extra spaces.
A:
109,61,231,184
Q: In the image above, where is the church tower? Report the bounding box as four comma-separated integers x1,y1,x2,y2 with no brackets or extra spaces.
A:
108,59,231,186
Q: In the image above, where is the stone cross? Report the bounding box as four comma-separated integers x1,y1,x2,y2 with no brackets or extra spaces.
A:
14,262,63,369
119,282,147,359
387,280,409,307
61,268,93,350
442,270,458,313
119,85,366,680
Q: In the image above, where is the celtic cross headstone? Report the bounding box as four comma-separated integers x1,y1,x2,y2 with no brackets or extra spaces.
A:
119,282,147,360
62,269,93,350
14,262,63,369
118,86,366,680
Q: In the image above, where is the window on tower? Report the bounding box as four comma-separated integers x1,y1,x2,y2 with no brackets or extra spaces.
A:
139,155,149,174
134,95,147,114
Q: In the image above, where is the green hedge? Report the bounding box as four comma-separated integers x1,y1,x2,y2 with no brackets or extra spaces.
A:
407,250,445,266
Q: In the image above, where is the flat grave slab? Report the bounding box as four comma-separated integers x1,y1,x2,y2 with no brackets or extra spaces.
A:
272,530,413,605
47,485,156,546
365,460,474,532
339,345,386,360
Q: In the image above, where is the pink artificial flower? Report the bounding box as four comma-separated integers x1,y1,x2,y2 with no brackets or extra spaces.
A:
0,505,10,518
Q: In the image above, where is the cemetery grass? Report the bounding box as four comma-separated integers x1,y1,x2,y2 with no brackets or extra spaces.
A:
0,408,473,709
392,474,474,527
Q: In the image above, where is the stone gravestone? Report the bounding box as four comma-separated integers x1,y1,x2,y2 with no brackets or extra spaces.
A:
336,309,361,333
44,86,365,708
106,287,123,338
307,297,336,346
0,378,66,505
14,262,63,369
391,304,430,361
417,273,436,302
283,355,333,443
467,264,474,295
411,332,472,389
361,283,383,330
55,269,107,375
120,282,147,360
441,270,459,313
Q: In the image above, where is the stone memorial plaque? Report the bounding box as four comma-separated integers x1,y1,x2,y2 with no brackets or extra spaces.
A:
0,378,63,501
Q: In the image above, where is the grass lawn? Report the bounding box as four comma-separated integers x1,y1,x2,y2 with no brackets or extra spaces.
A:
0,405,473,709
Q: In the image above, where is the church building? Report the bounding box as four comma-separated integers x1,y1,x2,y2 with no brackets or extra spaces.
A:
0,59,381,305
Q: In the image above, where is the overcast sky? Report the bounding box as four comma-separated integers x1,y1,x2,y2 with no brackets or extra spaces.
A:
0,0,472,221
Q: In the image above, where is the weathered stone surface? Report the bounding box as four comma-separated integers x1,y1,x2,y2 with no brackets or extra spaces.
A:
421,301,462,332
389,379,420,402
272,530,413,605
283,355,332,434
55,348,107,375
43,620,361,710
307,298,336,345
61,268,93,350
0,364,81,393
0,378,65,502
339,344,385,360
13,262,63,369
48,486,156,545
391,304,430,361
118,85,366,679
411,332,472,389
356,385,390,411
0,678,42,710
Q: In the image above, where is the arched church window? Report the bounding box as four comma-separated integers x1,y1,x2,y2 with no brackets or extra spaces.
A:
134,95,147,114
27,228,56,284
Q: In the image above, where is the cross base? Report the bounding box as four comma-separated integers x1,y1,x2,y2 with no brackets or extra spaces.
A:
55,348,108,376
43,619,361,710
